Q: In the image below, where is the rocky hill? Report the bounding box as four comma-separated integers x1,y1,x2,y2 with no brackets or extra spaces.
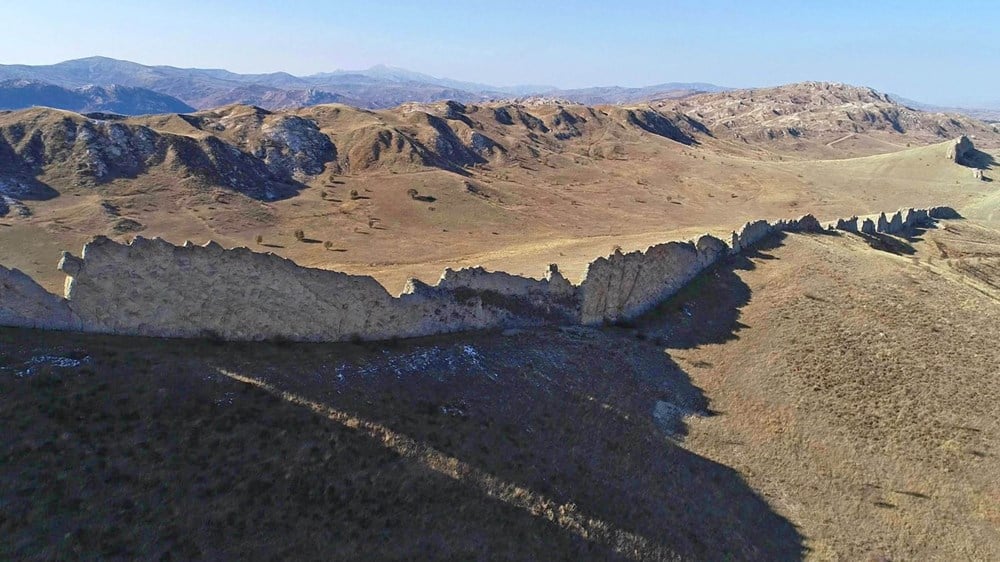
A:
655,82,999,148
0,57,725,110
1,82,996,210
0,80,194,115
0,106,333,203
0,99,713,207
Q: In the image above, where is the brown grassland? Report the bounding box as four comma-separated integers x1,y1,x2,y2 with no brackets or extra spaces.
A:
2,219,999,560
1,85,999,559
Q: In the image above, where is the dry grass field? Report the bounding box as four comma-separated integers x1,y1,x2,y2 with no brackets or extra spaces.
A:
1,83,998,294
2,217,998,560
2,83,999,559
1,129,996,295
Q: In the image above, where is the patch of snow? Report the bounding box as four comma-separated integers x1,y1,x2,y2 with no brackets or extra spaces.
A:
15,354,90,377
333,344,496,383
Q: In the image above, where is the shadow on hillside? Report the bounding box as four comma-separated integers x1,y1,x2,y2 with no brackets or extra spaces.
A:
853,217,958,256
0,249,805,562
632,232,788,349
858,232,917,255
190,232,802,558
959,148,996,170
0,175,60,200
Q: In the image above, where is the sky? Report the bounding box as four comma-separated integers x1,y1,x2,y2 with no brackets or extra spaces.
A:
1,0,997,107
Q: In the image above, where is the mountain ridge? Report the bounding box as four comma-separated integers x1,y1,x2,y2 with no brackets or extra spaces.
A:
0,79,194,115
0,57,732,111
5,56,996,122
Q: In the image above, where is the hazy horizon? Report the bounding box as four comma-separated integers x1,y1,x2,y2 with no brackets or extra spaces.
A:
1,0,998,107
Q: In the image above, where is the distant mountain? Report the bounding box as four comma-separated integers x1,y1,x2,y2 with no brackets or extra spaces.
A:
0,57,727,111
0,79,194,115
888,93,1000,124
310,64,554,97
540,83,731,105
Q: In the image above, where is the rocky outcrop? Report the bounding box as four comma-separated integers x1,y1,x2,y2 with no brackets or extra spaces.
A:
836,217,859,232
0,206,958,342
860,218,876,234
0,109,335,200
55,236,582,341
946,135,975,165
579,238,716,325
845,207,953,237
0,265,80,330
929,206,961,219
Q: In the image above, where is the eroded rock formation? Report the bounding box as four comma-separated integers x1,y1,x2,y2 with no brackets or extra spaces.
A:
0,207,957,342
0,265,80,330
946,135,975,165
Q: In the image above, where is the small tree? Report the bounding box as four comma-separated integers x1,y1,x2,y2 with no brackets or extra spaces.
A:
323,241,333,250
294,229,305,242
407,188,419,199
255,234,263,245
350,189,360,200
320,190,328,199
368,218,376,228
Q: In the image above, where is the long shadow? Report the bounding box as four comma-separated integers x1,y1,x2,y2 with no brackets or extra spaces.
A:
0,175,60,217
195,233,802,559
958,148,996,170
633,232,786,350
0,329,625,560
214,332,801,559
0,232,806,559
1,318,804,560
851,217,956,257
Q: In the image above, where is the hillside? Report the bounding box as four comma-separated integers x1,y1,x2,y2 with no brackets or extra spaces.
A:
656,82,1000,156
2,216,997,560
0,82,997,293
0,80,194,115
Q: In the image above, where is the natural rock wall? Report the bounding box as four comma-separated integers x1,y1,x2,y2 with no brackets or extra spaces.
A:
0,265,80,330
836,217,859,232
0,206,958,342
946,135,974,165
861,206,953,236
55,236,579,341
579,237,718,325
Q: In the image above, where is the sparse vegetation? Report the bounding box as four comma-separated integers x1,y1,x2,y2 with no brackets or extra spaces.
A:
256,234,263,245
294,229,305,242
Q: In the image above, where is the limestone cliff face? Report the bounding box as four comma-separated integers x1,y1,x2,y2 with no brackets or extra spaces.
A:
578,236,723,325
946,135,975,164
0,265,80,330
56,236,580,341
0,206,959,342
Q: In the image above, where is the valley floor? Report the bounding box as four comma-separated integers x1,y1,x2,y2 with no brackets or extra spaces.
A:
2,217,998,560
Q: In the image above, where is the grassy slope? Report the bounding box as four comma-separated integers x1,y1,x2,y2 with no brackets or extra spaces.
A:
652,223,1000,560
1,137,995,295
2,218,998,560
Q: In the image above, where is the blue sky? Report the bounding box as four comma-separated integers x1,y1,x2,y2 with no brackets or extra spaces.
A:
2,0,997,106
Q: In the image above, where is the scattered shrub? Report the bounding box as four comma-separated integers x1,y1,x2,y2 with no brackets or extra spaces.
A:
323,241,333,250
294,229,305,242
407,188,419,199
255,234,263,245
350,190,360,200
